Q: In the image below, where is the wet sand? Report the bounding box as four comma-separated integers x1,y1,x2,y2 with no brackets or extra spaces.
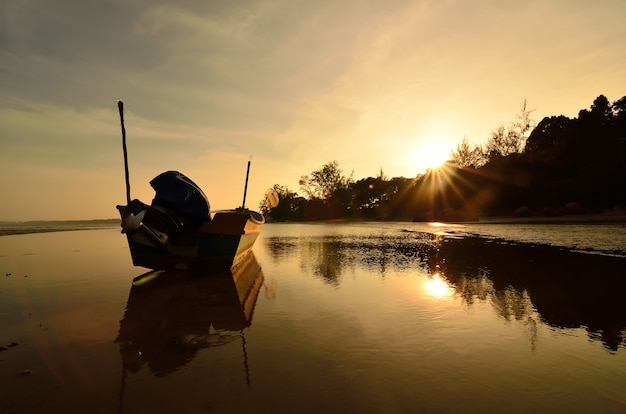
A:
0,220,118,236
476,210,626,225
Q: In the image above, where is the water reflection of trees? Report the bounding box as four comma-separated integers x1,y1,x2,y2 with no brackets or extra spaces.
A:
264,232,626,351
454,272,539,351
432,236,626,352
265,232,436,285
304,238,344,286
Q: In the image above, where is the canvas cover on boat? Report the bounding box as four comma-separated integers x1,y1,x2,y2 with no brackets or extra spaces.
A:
150,171,210,219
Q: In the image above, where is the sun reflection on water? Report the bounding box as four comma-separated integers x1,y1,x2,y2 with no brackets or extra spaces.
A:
426,221,464,236
424,273,453,298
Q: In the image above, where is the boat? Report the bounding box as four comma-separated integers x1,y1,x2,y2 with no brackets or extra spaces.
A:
115,100,278,271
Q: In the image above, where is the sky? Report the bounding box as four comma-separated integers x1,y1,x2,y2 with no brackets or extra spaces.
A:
1,0,625,221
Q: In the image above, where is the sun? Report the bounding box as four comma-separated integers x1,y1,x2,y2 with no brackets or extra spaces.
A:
413,142,451,172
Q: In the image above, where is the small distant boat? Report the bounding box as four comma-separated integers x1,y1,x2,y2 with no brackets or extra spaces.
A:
115,100,278,271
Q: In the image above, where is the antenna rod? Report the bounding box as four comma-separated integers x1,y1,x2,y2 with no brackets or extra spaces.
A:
118,100,131,204
241,157,251,211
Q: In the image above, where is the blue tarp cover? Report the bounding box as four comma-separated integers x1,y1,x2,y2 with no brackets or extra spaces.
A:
150,171,210,219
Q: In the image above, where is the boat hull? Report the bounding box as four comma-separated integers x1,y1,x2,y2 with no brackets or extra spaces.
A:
117,202,264,271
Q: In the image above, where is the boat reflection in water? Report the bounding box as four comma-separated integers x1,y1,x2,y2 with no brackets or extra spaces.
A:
116,251,264,378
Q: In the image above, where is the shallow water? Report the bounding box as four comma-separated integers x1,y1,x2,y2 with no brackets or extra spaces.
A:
0,223,625,413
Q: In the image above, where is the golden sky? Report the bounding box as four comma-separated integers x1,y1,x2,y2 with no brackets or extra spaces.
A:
1,0,625,220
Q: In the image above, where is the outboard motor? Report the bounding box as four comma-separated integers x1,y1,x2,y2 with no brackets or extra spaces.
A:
149,171,211,220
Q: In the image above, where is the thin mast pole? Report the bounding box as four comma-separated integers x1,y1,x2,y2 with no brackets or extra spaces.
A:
118,100,131,204
241,157,251,211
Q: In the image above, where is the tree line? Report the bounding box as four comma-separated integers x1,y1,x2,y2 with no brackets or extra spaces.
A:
261,94,626,221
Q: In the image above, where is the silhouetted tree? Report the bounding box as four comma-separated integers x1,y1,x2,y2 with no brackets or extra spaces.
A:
591,94,612,119
613,96,626,163
450,136,486,167
352,171,393,219
525,115,573,159
514,99,536,153
485,125,519,158
299,160,354,200
484,100,536,161
613,96,626,122
263,184,305,221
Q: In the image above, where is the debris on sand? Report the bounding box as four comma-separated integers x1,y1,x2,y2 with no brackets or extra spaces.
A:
0,342,18,352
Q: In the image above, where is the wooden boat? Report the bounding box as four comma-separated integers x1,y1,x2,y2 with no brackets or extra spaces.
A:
115,100,278,271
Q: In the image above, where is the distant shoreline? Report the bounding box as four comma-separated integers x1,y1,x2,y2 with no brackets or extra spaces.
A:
2,212,624,237
0,219,119,236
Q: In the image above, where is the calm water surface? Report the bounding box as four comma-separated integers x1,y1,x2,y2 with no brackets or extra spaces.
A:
0,222,625,413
